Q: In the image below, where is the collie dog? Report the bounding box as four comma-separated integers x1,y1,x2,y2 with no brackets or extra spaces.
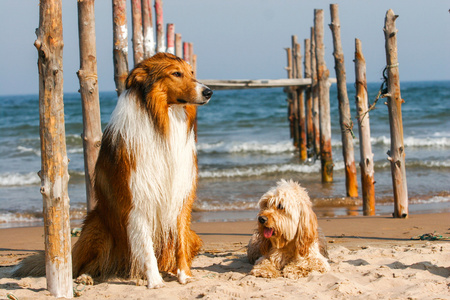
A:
247,180,329,278
13,53,212,288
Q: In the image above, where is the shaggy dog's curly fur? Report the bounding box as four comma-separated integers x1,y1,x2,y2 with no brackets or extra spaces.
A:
247,179,330,279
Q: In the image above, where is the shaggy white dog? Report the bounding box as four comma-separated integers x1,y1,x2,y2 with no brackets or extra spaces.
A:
247,179,330,278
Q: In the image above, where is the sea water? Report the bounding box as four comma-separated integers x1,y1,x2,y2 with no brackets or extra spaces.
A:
0,81,449,227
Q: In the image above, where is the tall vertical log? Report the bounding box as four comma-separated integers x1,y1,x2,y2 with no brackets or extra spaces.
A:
304,38,314,158
155,0,165,53
354,39,375,216
175,33,182,57
183,42,190,62
112,0,129,96
77,0,102,212
290,37,299,148
314,9,333,182
192,54,198,77
131,0,144,65
35,0,73,297
310,27,320,157
285,47,295,142
166,23,175,54
141,0,155,58
384,9,409,218
329,3,358,197
189,43,195,66
294,42,307,161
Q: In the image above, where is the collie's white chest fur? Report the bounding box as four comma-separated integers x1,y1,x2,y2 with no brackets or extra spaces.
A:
109,91,196,244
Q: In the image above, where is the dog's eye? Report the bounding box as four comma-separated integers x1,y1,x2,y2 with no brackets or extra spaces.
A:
277,203,283,210
172,72,182,77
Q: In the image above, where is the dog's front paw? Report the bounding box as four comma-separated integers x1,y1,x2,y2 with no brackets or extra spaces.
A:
74,274,94,285
250,264,281,278
147,272,165,289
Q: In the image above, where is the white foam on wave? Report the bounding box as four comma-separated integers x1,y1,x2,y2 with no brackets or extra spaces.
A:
17,146,40,156
197,140,296,154
370,136,450,148
412,195,450,204
0,212,43,224
0,172,40,186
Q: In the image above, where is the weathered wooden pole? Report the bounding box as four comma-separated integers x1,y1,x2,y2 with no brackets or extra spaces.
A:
131,0,144,65
384,9,409,218
192,54,198,77
183,42,191,62
304,38,314,158
314,9,333,182
310,27,320,157
166,23,175,54
290,37,300,148
285,47,295,142
294,42,307,161
112,0,129,96
175,33,182,57
189,43,195,66
141,0,155,58
36,0,73,297
77,0,102,212
155,0,165,53
329,3,358,197
354,39,375,216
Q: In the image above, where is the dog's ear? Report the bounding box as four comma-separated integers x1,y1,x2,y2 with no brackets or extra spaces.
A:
294,202,318,257
126,65,152,90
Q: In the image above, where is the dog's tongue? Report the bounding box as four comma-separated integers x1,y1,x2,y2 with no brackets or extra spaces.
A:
263,227,274,238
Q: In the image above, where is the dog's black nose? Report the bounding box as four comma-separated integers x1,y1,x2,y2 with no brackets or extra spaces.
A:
202,88,213,99
258,216,268,224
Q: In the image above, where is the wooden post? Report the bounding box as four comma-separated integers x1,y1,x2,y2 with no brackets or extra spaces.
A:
175,33,182,57
189,43,195,66
166,23,175,54
304,38,314,158
77,0,102,212
131,0,144,65
329,3,358,197
192,54,198,77
314,9,333,182
291,37,300,148
354,39,375,216
285,47,295,142
310,27,320,157
155,0,165,53
112,0,129,96
183,42,190,62
141,0,155,58
294,42,307,161
35,0,73,297
384,9,409,218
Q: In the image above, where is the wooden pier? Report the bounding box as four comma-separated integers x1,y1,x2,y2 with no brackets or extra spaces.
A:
200,78,336,90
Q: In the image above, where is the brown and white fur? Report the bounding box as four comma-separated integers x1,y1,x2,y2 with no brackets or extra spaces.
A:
247,179,329,279
13,53,212,288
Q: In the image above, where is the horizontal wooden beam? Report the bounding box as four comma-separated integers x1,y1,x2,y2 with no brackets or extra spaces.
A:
199,78,336,90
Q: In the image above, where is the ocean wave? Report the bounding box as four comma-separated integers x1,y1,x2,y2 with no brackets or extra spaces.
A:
199,162,348,179
0,212,43,225
370,136,450,148
197,140,296,154
0,172,40,186
411,195,450,204
17,146,40,156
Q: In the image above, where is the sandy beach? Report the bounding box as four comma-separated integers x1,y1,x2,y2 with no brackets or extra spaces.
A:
1,212,449,299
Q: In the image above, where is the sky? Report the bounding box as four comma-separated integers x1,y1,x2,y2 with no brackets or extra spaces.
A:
0,0,449,96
